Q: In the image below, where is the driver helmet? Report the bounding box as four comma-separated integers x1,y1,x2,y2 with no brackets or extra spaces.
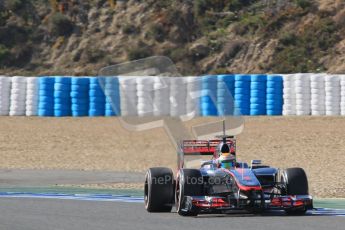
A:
218,143,236,169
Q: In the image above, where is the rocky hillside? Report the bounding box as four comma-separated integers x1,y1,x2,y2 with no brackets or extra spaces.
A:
0,0,345,76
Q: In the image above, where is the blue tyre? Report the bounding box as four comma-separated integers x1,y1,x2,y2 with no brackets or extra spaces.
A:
217,88,234,97
70,91,89,98
267,81,283,88
89,77,102,85
89,83,102,90
89,97,105,103
105,109,116,116
72,111,89,117
251,74,267,82
71,84,89,91
89,110,105,116
235,81,250,88
89,89,105,97
250,103,265,110
267,87,283,94
89,103,105,110
250,97,266,104
266,99,283,105
54,83,71,91
54,104,71,110
38,90,53,96
266,75,283,82
250,109,266,116
38,109,54,116
39,77,55,85
234,94,250,100
235,74,251,81
39,96,54,103
266,110,282,115
71,77,90,85
54,110,71,117
250,82,266,90
266,104,282,110
54,77,71,84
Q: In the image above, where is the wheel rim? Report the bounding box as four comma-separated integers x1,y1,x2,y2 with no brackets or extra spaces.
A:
144,173,149,209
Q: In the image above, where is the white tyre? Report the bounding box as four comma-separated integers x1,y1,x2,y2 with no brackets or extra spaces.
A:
295,82,310,88
136,85,153,91
311,110,325,116
326,75,339,83
136,77,154,85
325,81,340,88
326,110,340,116
311,95,325,101
295,100,310,106
310,82,324,89
311,88,326,94
0,111,10,116
325,90,341,97
296,94,311,100
296,104,310,110
11,76,26,84
283,104,295,111
296,110,310,116
294,73,309,81
295,87,307,94
310,100,325,106
9,111,25,116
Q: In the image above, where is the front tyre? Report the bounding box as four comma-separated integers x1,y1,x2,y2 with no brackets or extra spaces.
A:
282,167,309,215
144,167,174,212
176,169,203,216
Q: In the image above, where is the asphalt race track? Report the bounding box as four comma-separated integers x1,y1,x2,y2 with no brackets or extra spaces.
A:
0,198,344,230
0,170,344,230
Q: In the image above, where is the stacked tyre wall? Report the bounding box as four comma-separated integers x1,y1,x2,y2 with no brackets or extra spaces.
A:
0,74,344,117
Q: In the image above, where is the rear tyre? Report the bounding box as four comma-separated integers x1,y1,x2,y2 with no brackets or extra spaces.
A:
282,167,309,215
176,169,204,216
144,167,174,212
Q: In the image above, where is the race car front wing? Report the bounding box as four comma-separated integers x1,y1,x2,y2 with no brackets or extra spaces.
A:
181,195,313,213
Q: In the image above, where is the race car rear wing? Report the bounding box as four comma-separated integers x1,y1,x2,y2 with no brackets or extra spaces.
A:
177,139,236,169
181,139,236,156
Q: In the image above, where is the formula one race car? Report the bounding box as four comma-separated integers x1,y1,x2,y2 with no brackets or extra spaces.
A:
144,133,313,216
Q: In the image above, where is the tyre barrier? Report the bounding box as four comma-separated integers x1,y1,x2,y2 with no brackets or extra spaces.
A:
325,75,340,116
104,77,120,116
0,76,11,116
170,77,186,117
200,75,218,116
282,74,296,116
26,77,39,116
10,76,27,116
341,76,345,116
89,77,105,117
153,77,170,116
216,75,235,116
185,76,200,117
54,77,71,117
1,74,345,117
310,74,325,116
71,77,89,117
250,74,267,116
266,75,283,116
119,77,137,116
38,77,55,116
295,73,311,115
234,74,251,115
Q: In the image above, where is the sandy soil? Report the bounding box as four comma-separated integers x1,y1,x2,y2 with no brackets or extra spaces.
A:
0,116,344,198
